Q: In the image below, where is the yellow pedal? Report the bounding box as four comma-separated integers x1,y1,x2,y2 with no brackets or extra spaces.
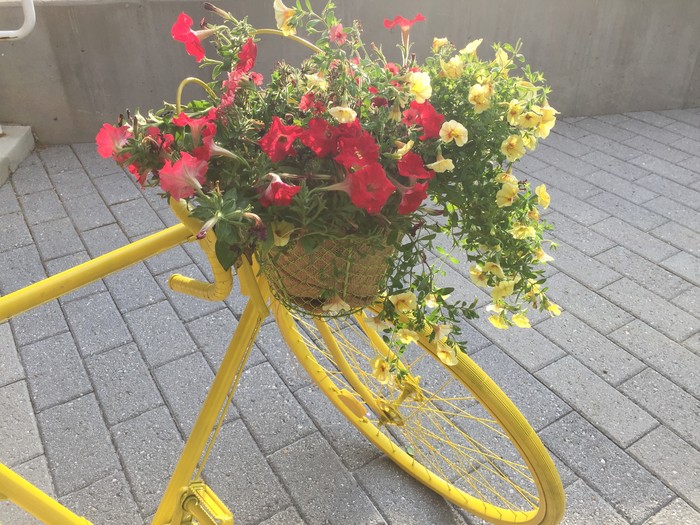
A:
181,481,233,525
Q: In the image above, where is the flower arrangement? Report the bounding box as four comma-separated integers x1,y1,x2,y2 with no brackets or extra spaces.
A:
96,0,560,366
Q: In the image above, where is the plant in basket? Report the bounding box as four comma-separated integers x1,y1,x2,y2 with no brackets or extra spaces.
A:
96,0,561,369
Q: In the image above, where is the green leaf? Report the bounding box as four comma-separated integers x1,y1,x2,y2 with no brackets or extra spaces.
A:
215,239,237,270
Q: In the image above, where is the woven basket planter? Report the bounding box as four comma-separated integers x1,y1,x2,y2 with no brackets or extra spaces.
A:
261,236,393,317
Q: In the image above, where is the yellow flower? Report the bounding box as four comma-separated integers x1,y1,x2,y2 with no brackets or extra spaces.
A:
394,140,415,158
305,72,328,91
522,133,538,151
495,168,518,185
271,221,294,247
426,152,455,173
469,265,489,288
534,247,554,263
397,328,419,344
512,313,531,328
494,47,510,70
488,315,509,330
545,301,562,316
408,71,432,103
486,303,504,314
432,37,449,52
389,103,402,122
534,101,559,139
439,120,469,146
436,341,459,366
371,356,392,384
461,38,483,57
389,291,418,313
483,261,505,279
328,106,357,123
535,184,551,209
440,56,465,79
528,207,541,221
433,324,453,341
425,294,439,308
364,315,391,332
468,83,492,113
506,100,524,127
518,111,542,129
321,295,351,314
491,280,515,301
496,182,519,208
510,223,537,239
273,0,296,36
500,135,526,162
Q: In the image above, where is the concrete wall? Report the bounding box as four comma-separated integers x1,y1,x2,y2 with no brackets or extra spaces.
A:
1,0,699,144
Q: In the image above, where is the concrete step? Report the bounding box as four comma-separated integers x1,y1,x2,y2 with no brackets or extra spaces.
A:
0,125,35,186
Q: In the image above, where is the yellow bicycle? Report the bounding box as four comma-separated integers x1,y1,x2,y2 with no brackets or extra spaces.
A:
0,199,565,525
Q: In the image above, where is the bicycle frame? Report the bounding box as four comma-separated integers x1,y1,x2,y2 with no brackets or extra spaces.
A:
0,199,270,525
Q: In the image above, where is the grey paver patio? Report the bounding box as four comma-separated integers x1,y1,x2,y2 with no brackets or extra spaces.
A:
1,109,700,524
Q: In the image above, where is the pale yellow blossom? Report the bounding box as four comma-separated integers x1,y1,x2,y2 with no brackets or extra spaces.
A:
389,291,418,313
506,100,524,127
433,324,453,341
522,133,538,151
364,315,391,332
545,301,562,316
491,280,516,301
271,221,294,247
439,120,469,146
328,106,357,123
408,71,432,103
432,37,449,52
436,341,459,366
495,168,518,185
518,111,542,129
370,356,392,384
534,247,554,263
535,184,551,209
494,47,510,70
305,72,328,91
528,208,541,221
501,135,526,162
273,0,296,36
468,83,492,113
483,261,505,279
496,182,519,208
321,295,351,314
512,313,531,328
441,56,465,79
397,328,419,344
488,315,509,330
469,265,489,288
394,140,415,158
426,152,455,173
510,223,537,239
461,38,483,57
425,294,439,308
534,100,559,139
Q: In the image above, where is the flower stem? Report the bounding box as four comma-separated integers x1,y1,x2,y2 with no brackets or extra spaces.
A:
176,77,219,114
252,28,322,54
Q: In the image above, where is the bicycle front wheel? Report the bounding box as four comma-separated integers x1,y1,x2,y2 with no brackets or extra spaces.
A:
273,302,565,525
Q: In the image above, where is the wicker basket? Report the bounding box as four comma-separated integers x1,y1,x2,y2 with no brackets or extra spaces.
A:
260,236,393,317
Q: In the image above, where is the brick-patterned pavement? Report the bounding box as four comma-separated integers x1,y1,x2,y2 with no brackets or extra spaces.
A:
1,109,699,524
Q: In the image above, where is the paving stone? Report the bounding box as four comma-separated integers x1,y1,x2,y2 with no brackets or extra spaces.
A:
576,117,637,142
153,352,217,436
536,312,645,386
11,154,53,195
254,322,314,392
637,174,700,210
584,170,657,204
19,332,92,412
549,212,616,256
38,394,119,497
142,243,193,276
71,143,124,178
536,356,656,447
0,322,24,387
294,383,381,472
548,239,621,290
111,406,183,516
660,109,700,127
63,292,133,356
0,180,21,216
531,144,599,178
609,320,700,399
672,136,700,157
29,216,84,261
0,244,45,296
544,273,634,335
92,171,143,205
0,381,43,467
124,300,196,368
19,189,66,226
0,455,55,525
629,427,700,508
355,456,464,524
48,168,95,200
684,332,700,355
591,217,678,263
59,471,142,525
530,165,601,200
541,131,594,157
203,420,292,525
595,246,693,301
630,154,696,184
111,199,165,239
0,211,33,252
80,222,128,257
616,119,685,146
547,121,590,140
548,186,610,226
234,362,316,454
626,110,678,128
155,264,223,322
85,343,163,427
661,251,700,286
539,412,674,524
472,345,570,432
44,251,107,304
62,192,116,232
643,498,700,525
651,221,700,257
9,299,69,348
514,151,549,174
561,479,628,525
186,307,265,371
625,136,692,164
665,120,700,142
36,145,83,176
267,432,385,525
580,150,649,181
258,506,305,525
599,278,699,342
620,368,700,448
672,286,700,316
579,133,643,161
104,262,166,313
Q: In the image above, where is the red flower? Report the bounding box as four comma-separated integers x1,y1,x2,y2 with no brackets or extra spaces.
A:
172,109,217,146
334,118,362,139
301,118,338,158
249,72,264,86
128,162,149,188
402,100,445,140
259,174,302,207
329,23,347,45
398,181,428,214
334,132,380,171
347,163,396,215
383,13,425,30
159,152,208,200
258,116,303,162
371,97,389,107
236,38,257,73
299,92,326,114
385,62,400,75
397,152,434,180
96,123,131,162
171,13,212,62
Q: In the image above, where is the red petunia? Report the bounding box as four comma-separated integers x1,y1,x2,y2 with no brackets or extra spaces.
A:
301,118,338,158
398,181,428,214
334,132,380,171
402,100,445,140
258,116,303,162
397,151,435,180
236,38,257,73
299,92,326,114
259,174,302,207
329,23,347,45
96,123,132,162
346,163,396,215
173,108,217,146
383,13,425,31
159,152,208,200
385,62,400,75
171,13,212,62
